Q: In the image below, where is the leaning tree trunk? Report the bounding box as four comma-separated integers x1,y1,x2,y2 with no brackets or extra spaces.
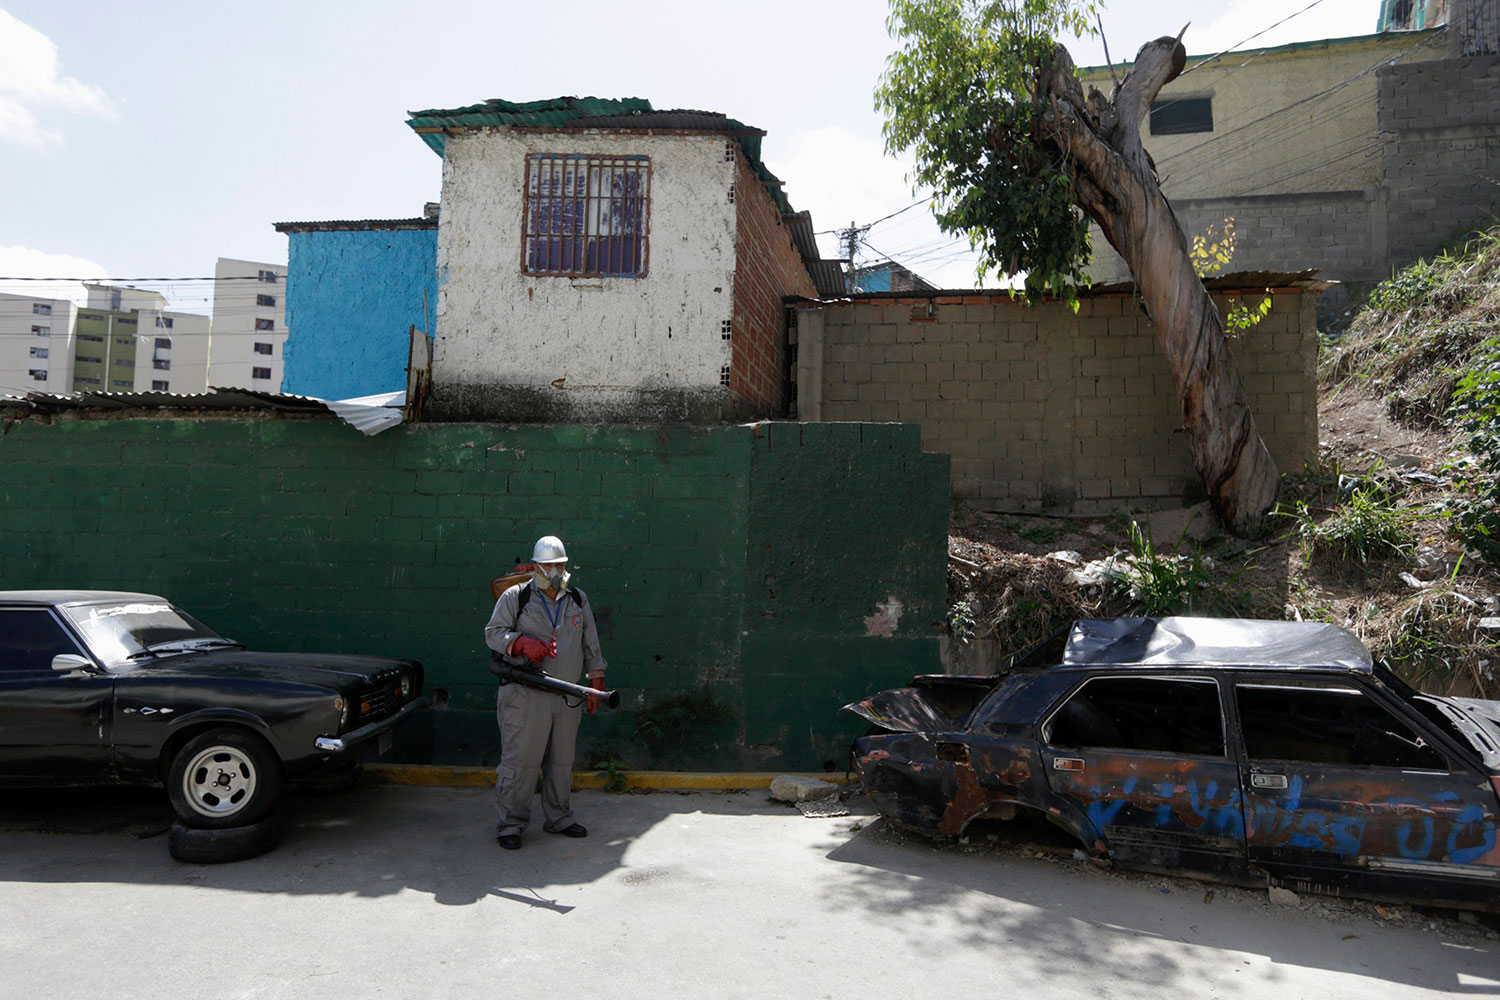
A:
1033,36,1280,536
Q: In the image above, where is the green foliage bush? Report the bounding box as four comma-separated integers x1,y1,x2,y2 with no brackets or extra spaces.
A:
1444,337,1500,562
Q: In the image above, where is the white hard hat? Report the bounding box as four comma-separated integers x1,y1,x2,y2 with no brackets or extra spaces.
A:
532,535,568,563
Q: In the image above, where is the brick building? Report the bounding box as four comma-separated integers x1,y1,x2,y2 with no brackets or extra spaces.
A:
406,98,842,422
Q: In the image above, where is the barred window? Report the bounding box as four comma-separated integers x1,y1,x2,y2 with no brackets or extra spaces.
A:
151,380,169,391
252,366,272,380
523,154,650,278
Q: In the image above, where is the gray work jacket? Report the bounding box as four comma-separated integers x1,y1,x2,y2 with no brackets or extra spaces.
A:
484,582,606,685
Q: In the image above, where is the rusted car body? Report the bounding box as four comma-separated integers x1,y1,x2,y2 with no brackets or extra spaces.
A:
846,617,1500,910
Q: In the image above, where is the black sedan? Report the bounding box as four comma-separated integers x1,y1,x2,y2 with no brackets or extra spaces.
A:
846,617,1500,911
0,590,423,830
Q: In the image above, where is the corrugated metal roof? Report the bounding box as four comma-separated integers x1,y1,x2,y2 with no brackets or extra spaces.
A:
0,386,406,436
406,97,655,156
273,218,437,233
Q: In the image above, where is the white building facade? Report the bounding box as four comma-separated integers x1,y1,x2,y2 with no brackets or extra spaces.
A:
208,258,288,390
0,292,76,396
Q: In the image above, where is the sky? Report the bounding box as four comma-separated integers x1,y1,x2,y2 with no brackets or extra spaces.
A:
0,0,1397,312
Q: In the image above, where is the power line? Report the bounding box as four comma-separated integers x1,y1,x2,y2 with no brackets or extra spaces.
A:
1177,0,1331,79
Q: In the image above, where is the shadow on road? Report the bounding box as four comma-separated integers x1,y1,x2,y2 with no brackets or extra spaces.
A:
0,782,789,909
823,820,1498,995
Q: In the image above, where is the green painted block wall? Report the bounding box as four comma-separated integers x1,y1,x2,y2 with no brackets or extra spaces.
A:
0,416,948,770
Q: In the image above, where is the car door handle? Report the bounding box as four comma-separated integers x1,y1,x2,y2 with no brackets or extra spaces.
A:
1052,757,1085,772
1250,773,1288,789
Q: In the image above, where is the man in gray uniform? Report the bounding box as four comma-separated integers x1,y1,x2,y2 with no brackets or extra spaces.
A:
484,535,607,850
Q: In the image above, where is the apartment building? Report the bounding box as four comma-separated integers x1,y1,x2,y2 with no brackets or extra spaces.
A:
207,258,287,391
0,292,77,395
74,284,210,394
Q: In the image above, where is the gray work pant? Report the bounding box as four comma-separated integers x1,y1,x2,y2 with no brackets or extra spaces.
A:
494,681,582,836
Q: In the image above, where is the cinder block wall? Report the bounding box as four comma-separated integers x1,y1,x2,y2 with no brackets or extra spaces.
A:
731,152,817,416
801,287,1317,513
1379,53,1500,266
0,417,946,771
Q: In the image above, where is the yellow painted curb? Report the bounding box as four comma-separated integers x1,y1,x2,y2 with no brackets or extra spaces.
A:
364,763,850,791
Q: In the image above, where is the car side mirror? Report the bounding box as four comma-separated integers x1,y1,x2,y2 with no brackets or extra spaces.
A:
51,653,93,673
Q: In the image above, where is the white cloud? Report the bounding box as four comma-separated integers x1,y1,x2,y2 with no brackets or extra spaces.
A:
0,9,114,147
0,245,108,304
766,125,985,289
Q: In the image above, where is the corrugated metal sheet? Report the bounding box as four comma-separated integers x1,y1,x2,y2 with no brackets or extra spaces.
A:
0,386,406,435
320,391,406,436
273,218,436,234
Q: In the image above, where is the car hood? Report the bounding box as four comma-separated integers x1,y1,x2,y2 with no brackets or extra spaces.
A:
1427,695,1500,770
120,649,415,688
842,675,1000,734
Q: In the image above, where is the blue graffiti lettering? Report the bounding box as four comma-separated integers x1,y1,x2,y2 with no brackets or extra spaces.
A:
1446,805,1497,865
1397,816,1435,859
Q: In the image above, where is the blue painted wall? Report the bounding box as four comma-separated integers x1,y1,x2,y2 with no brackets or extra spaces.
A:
281,227,438,399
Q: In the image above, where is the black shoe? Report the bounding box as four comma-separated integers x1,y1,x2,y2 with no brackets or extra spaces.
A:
497,833,522,850
549,822,587,838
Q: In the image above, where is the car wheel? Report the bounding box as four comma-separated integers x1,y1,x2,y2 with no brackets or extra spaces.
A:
167,728,282,829
168,817,281,864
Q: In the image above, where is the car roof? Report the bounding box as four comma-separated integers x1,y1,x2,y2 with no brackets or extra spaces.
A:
1059,617,1373,673
0,590,170,607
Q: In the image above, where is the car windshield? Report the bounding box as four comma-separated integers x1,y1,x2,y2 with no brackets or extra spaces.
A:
60,601,237,668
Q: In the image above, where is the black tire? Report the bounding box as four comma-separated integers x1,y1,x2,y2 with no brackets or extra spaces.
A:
166,727,282,829
168,816,281,864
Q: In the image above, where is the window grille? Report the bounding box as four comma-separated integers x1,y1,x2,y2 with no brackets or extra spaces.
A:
151,380,169,391
252,366,272,380
719,365,731,386
523,154,650,278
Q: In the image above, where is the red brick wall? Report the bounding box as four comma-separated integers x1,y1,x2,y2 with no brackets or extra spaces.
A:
731,153,817,415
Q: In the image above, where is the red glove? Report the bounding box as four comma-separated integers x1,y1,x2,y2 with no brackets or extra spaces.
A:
512,636,551,664
587,675,606,714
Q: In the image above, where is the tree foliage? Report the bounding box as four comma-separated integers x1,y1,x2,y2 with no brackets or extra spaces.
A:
877,0,1100,299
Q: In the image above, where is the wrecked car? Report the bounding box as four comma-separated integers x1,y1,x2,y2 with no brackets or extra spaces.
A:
845,617,1500,910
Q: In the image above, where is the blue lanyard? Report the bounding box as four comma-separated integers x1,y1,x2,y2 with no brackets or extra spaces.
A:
540,591,564,632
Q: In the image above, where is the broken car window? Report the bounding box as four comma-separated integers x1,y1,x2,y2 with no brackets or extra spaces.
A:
1236,684,1447,770
1046,676,1225,756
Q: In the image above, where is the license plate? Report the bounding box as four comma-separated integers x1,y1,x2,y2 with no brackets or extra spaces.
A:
378,731,393,755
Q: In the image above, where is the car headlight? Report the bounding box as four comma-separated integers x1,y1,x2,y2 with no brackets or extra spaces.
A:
400,673,412,698
334,695,350,727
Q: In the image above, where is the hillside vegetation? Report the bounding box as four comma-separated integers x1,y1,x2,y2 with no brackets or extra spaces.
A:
948,229,1500,698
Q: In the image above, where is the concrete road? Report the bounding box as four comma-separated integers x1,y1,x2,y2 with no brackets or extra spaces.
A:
0,783,1494,1000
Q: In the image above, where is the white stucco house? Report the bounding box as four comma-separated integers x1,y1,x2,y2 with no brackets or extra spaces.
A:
405,97,845,422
